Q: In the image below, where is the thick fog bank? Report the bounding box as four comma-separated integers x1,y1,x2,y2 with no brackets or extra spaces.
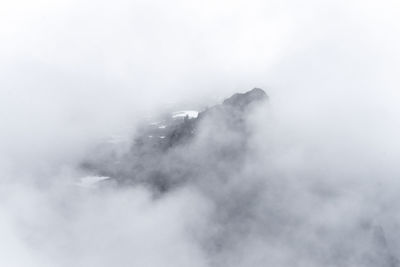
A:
1,0,400,266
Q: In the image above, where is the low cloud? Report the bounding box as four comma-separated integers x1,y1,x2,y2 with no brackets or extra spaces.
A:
1,0,400,266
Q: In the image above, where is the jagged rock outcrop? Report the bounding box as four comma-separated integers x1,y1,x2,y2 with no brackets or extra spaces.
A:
222,87,267,109
78,88,400,267
80,88,268,191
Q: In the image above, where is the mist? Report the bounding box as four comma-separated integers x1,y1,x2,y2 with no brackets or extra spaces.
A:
1,0,400,266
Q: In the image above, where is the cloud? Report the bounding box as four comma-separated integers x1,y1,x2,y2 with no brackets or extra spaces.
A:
1,0,400,266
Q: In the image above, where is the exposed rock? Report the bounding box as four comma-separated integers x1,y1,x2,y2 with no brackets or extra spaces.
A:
222,87,268,109
80,88,268,191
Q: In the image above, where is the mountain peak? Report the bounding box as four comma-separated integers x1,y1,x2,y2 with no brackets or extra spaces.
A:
80,88,269,190
222,88,268,109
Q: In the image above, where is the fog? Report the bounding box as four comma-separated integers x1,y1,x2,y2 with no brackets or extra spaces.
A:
1,0,400,266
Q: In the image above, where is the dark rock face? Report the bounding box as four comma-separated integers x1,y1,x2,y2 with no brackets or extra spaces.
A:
222,88,268,109
80,88,268,192
165,87,268,148
78,88,400,266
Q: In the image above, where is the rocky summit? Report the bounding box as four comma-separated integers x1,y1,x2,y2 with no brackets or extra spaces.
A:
80,88,268,191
